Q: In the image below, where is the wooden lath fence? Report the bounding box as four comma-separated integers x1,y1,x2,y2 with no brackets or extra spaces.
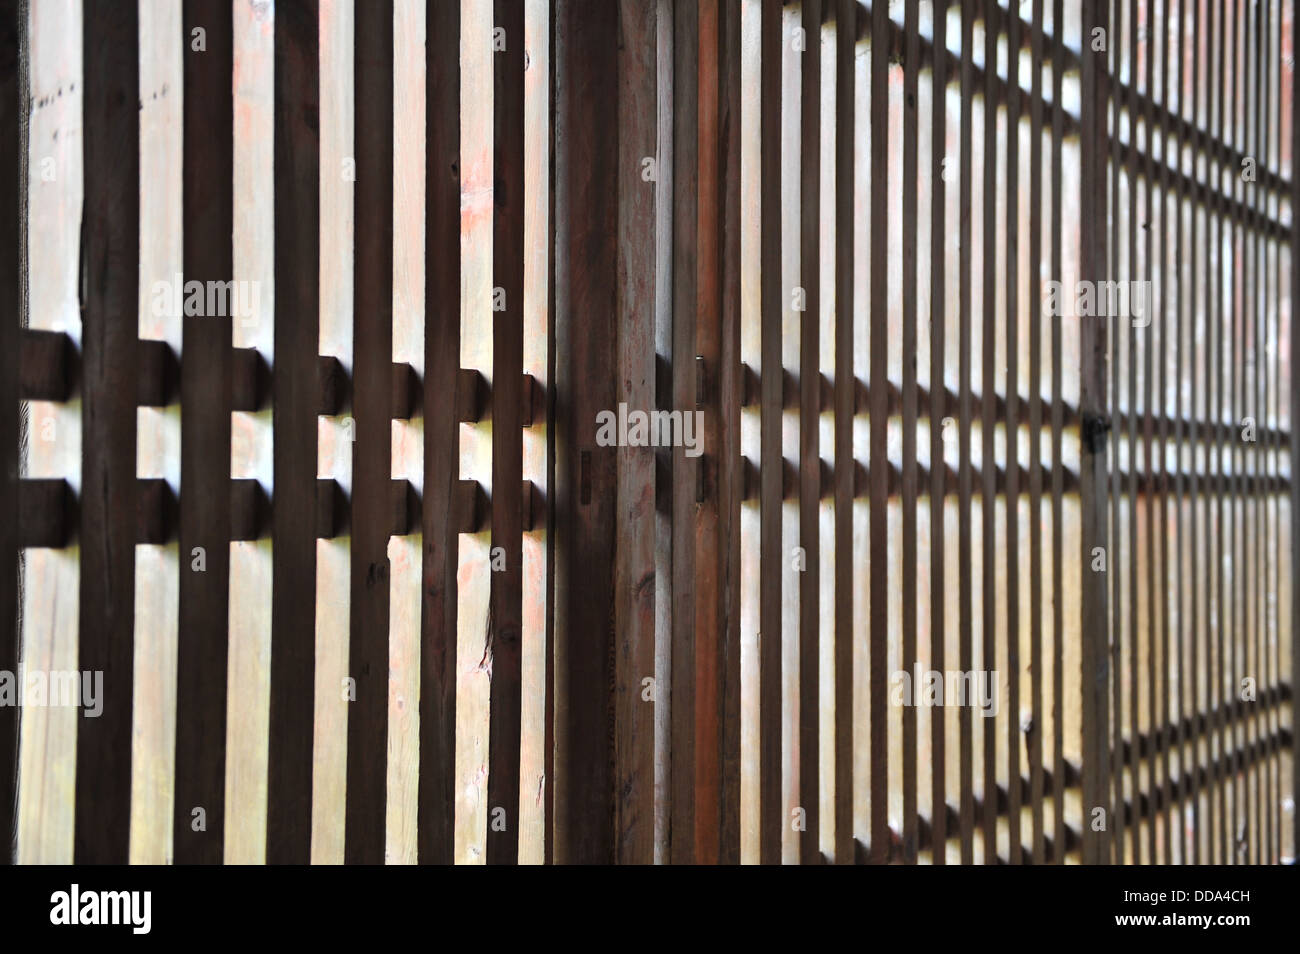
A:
0,0,1294,864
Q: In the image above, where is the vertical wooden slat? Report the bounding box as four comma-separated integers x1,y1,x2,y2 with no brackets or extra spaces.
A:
1226,0,1242,866
694,0,721,864
670,0,700,865
957,0,975,865
173,0,233,865
900,0,918,867
1049,0,1065,863
1292,0,1300,867
1028,0,1045,867
418,0,461,866
0,0,19,867
519,0,551,867
343,0,394,864
1005,0,1022,867
831,0,854,867
267,0,320,864
1196,0,1212,864
652,0,671,861
797,0,822,867
718,0,743,865
867,0,889,867
1267,0,1282,866
1212,0,1226,865
454,0,494,863
1254,0,1269,866
486,0,524,866
1079,0,1112,867
1166,0,1181,865
1108,0,1124,867
739,0,761,864
1142,0,1154,865
980,0,997,865
928,0,947,867
1156,0,1172,867
1173,0,1188,865
759,0,783,865
611,0,656,866
1141,0,1156,868
1187,0,1203,865
1125,0,1139,867
1244,0,1256,864
777,0,799,867
1255,0,1268,866
1274,0,1286,866
74,0,139,864
1255,0,1270,867
552,0,616,863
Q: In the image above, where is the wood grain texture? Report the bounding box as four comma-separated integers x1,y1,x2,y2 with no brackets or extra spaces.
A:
486,0,524,866
832,0,854,867
344,0,394,864
867,0,888,866
958,0,975,865
796,0,821,867
75,0,138,864
267,0,320,864
758,0,783,865
418,0,461,866
552,0,616,863
1078,0,1111,868
717,0,743,865
669,0,700,866
174,0,233,865
900,0,917,866
928,0,947,866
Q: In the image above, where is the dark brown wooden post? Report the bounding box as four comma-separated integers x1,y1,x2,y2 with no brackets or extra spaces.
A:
74,0,139,865
552,0,617,863
418,0,462,866
487,0,525,866
1079,0,1111,867
174,0,234,865
344,0,394,864
267,0,320,864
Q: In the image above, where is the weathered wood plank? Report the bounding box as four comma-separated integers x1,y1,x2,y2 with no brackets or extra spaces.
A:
958,0,975,865
552,0,617,863
1027,0,1045,866
867,0,889,867
266,0,320,864
74,0,139,864
174,0,233,865
980,0,998,865
692,0,722,865
717,0,743,866
343,0,394,864
794,0,821,867
756,0,783,865
669,0,700,865
418,0,461,866
486,0,524,866
1079,0,1111,867
1050,0,1066,862
518,0,550,866
900,0,918,865
1004,0,1022,867
926,0,947,867
832,0,854,867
